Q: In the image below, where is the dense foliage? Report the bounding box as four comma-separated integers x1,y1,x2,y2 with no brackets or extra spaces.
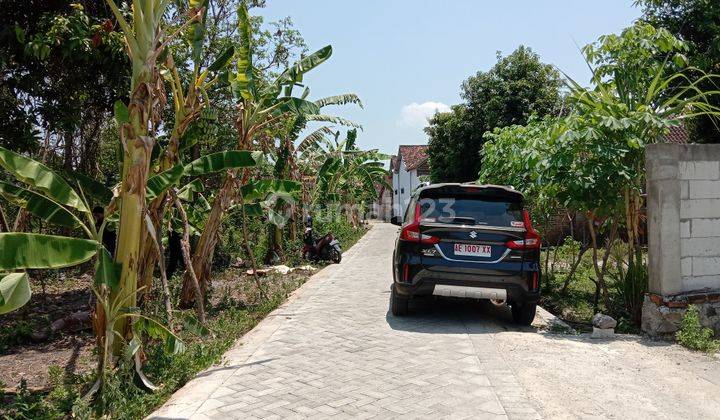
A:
479,22,720,325
426,46,563,182
638,0,720,143
0,1,130,170
0,1,382,416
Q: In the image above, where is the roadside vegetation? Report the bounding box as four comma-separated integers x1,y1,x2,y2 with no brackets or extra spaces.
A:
2,0,720,417
676,305,720,353
428,1,720,332
478,22,720,330
0,0,381,417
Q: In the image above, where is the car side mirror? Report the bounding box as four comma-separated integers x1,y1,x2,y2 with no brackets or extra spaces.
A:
390,215,402,226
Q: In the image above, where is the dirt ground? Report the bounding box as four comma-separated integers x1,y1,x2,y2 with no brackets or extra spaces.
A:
0,272,95,391
0,266,316,393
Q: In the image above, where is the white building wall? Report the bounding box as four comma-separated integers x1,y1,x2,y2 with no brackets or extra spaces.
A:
393,159,420,221
392,171,400,218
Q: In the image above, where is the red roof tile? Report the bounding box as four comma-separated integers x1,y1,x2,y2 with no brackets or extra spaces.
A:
664,124,689,144
398,145,429,171
389,155,399,173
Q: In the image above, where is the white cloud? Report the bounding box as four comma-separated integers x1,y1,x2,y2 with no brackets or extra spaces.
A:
397,101,450,128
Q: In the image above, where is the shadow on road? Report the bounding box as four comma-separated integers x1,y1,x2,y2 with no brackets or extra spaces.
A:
384,297,678,350
385,296,540,335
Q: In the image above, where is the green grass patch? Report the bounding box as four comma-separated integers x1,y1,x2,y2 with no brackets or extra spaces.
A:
676,305,720,353
539,238,646,334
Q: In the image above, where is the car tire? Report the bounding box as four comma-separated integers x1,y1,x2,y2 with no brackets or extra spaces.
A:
390,287,409,316
511,302,536,326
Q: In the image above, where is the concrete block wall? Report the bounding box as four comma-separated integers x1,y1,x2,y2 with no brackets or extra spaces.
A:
678,156,720,291
644,144,720,336
647,144,720,295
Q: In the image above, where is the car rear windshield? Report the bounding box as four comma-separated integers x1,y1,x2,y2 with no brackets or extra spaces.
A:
416,197,523,228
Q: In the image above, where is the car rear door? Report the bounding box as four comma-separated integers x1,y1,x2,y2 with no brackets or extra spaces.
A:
417,186,526,275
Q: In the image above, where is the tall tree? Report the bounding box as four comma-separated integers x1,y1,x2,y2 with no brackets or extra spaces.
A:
0,1,130,171
426,46,563,182
638,0,720,143
425,105,477,182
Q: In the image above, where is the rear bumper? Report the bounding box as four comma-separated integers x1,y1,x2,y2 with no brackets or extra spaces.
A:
394,266,539,304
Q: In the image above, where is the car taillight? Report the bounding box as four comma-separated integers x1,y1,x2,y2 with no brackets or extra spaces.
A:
505,209,541,250
400,221,440,244
399,202,440,245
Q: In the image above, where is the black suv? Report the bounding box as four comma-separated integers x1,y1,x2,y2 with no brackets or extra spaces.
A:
390,183,541,325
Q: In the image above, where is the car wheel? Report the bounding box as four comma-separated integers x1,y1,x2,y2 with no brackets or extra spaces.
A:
511,302,536,326
390,287,409,316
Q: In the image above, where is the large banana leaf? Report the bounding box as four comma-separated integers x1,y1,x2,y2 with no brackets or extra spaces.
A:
94,246,120,291
146,151,260,199
276,98,321,117
241,202,264,217
177,179,205,201
183,150,260,177
234,1,255,100
233,201,288,227
269,179,302,198
206,46,235,73
317,156,339,179
147,164,185,200
0,182,82,228
298,126,335,153
190,0,210,68
0,147,89,213
0,272,31,315
304,114,362,129
314,94,363,109
275,45,332,87
0,233,98,270
241,179,301,202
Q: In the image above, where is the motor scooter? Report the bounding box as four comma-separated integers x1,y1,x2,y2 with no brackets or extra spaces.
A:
302,217,342,263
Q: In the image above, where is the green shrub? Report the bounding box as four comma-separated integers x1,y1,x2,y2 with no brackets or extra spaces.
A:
214,209,366,270
0,320,35,352
676,305,720,353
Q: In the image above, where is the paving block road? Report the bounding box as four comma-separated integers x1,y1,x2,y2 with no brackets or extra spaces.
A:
152,223,720,419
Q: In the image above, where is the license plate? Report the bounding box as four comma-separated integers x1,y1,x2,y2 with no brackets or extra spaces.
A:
453,243,491,257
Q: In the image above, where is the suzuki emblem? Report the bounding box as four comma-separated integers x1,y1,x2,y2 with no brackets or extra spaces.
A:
469,231,477,239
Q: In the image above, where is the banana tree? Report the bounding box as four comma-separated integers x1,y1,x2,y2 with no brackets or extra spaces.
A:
305,130,389,211
262,93,363,262
103,0,192,352
137,0,235,294
179,0,334,306
0,146,184,394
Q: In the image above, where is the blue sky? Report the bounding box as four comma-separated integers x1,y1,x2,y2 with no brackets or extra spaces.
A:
257,1,641,155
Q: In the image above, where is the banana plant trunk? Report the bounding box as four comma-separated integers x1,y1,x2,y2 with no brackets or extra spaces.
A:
110,62,156,353
137,69,201,294
264,220,284,265
180,108,251,307
179,173,237,307
137,122,187,294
